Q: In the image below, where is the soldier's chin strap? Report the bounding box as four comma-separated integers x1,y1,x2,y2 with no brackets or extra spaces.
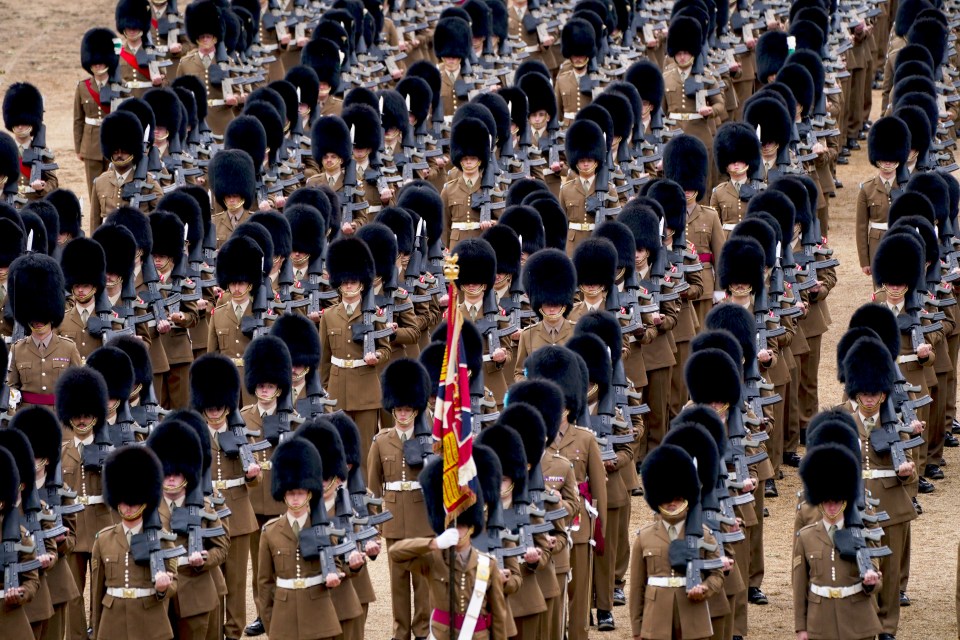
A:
658,499,689,522
119,504,146,521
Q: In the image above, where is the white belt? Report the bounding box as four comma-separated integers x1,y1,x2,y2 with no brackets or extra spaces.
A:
524,45,541,53
722,223,736,231
862,469,897,479
208,99,228,107
669,112,703,121
626,334,638,344
809,583,863,598
106,587,157,598
277,574,325,590
452,222,482,230
869,222,888,230
261,43,279,52
569,222,596,231
897,354,919,364
368,205,382,213
126,81,153,89
331,356,370,369
563,111,577,120
85,117,103,126
77,494,105,505
385,480,422,491
213,477,247,490
647,576,685,587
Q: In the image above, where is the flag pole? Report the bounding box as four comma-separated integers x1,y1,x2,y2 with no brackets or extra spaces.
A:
443,253,459,635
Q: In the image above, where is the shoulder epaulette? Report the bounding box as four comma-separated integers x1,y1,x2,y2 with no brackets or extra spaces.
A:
95,524,114,538
573,425,593,433
263,516,283,529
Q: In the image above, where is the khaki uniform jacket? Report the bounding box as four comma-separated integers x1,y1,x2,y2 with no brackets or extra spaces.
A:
794,240,837,339
90,522,178,640
554,70,592,127
541,451,579,574
256,515,343,640
850,410,919,527
213,209,252,249
241,407,284,517
23,509,55,625
176,51,235,136
157,281,200,366
871,291,937,392
440,175,484,248
41,494,80,606
0,522,41,640
513,319,574,382
206,293,253,364
709,181,748,236
792,522,883,638
73,79,108,160
459,301,512,405
319,303,392,412
57,305,105,362
638,289,679,372
89,168,163,230
507,9,555,70
8,335,82,404
158,498,229,620
560,175,619,254
61,440,117,553
208,426,261,537
855,176,893,269
629,519,724,640
440,70,466,119
134,271,170,376
672,253,704,342
686,204,725,297
389,538,508,640
550,423,607,544
319,96,343,117
662,65,723,146
367,429,435,539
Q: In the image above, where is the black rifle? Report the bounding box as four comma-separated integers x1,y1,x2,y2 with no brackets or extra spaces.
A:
346,458,393,529
351,288,396,356
294,361,338,420
667,502,725,590
216,408,272,473
1,510,42,594
130,508,186,578
298,501,357,577
527,464,569,525
401,409,438,468
81,425,114,472
169,485,226,559
39,462,84,538
870,399,924,470
832,525,892,580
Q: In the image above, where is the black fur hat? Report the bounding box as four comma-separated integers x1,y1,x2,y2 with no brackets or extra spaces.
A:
61,238,106,292
573,237,617,289
356,222,398,282
209,149,256,210
685,348,741,406
730,217,776,269
100,111,144,164
171,75,208,126
509,182,547,213
472,93,512,152
526,196,567,252
517,72,557,123
0,430,33,507
326,236,374,292
190,353,241,411
453,238,497,290
243,335,292,401
524,346,586,422
906,172,949,224
111,334,152,392
323,413,359,472
284,65,320,116
663,134,708,199
756,30,788,82
396,77,432,127
523,249,576,316
269,313,321,372
232,221,273,277
284,203,327,258
375,207,413,256
403,60,442,114
450,116,491,170
743,95,791,150
142,88,183,143
566,333,611,393
618,204,661,254
242,101,284,165
749,186,797,245
158,190,204,252
717,236,765,293
889,216,937,267
843,336,896,398
894,42,935,71
895,0,934,37
690,330,744,375
477,422,528,500
85,340,134,403
224,116,267,173
672,405,728,459
871,229,924,290
271,436,325,501
215,235,263,291
10,253,65,329
0,133,17,187
420,451,486,536
715,122,761,178
498,205,545,256
0,445,19,513
341,103,382,152
647,180,688,237
666,14,703,59
104,445,163,515
377,89,411,139
481,225,520,278
848,303,900,362
45,190,82,239
836,328,881,383
573,105,614,155
22,201,57,255
498,86,528,136
498,402,546,471
19,210,46,257
908,18,948,69
146,419,202,491
295,418,348,481
55,367,108,428
593,92,633,144
247,212,291,260
641,443,700,510
433,16,473,59
185,0,225,43
505,379,565,444
574,310,623,366
10,406,60,471
868,115,912,167
310,115,352,164
92,223,136,283
396,181,443,246
561,17,597,59
594,221,637,277
807,411,860,460
0,219,23,270
381,358,431,413
625,59,664,109
3,82,44,133
81,27,120,77
662,422,720,501
565,119,606,172
800,444,860,506
149,211,185,270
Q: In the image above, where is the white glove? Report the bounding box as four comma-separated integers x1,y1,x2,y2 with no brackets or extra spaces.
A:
712,290,726,303
436,528,459,550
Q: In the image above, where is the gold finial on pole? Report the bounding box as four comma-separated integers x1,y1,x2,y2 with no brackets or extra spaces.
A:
444,253,460,283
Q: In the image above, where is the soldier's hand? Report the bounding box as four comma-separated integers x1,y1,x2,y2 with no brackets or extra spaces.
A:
550,161,562,172
910,419,924,435
4,586,24,604
797,633,809,640
524,547,541,564
745,38,757,49
341,222,356,235
189,551,205,567
729,62,741,73
379,188,394,202
742,477,757,493
543,534,556,549
436,156,448,168
169,312,185,325
712,290,726,303
897,460,915,478
757,349,773,364
363,352,379,366
491,348,507,363
31,180,46,191
812,142,827,155
76,153,83,162
348,551,365,570
862,266,871,276
258,200,272,211
274,195,287,209
511,330,521,341
686,583,707,601
225,95,239,106
152,75,164,86
308,311,322,322
698,106,714,118
365,539,381,558
325,573,341,588
157,319,172,334
39,552,56,569
154,571,173,593
297,37,309,48
196,299,209,311
916,343,932,359
651,312,663,326
500,568,511,582
246,462,262,480
280,34,291,45
480,220,495,230
170,43,182,54
604,459,617,472
721,555,734,572
862,569,880,586
391,69,403,81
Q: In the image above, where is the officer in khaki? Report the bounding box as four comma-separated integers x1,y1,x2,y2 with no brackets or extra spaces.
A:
0,445,42,640
561,119,618,255
75,28,117,200
442,110,496,248
177,2,237,136
554,19,596,127
434,17,473,118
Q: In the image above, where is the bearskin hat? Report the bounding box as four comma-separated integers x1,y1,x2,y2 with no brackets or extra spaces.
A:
715,122,762,178
561,17,597,59
243,336,292,401
104,445,163,515
505,379,565,445
100,111,144,165
756,30,788,82
9,253,65,329
326,236,374,292
641,443,700,510
60,238,106,292
209,149,256,210
92,223,136,283
215,235,263,292
433,16,473,59
374,207,413,256
480,225,521,279
3,82,44,134
45,190,82,239
663,422,721,501
524,346,587,422
452,238,497,291
146,420,202,491
396,76,432,127
341,103,382,153
271,436,325,501
381,358,431,414
848,303,900,362
356,222,398,282
284,203,327,258
111,334,152,392
55,366,108,429
573,236,618,290
185,0,225,43
525,196,567,252
807,411,861,460
517,72,557,123
843,336,897,398
81,27,120,77
717,236,765,293
565,119,606,172
685,347,742,406
476,421,528,500
310,115,352,165
86,345,134,402
295,418,348,481
498,402,547,472
269,313,321,372
498,205,545,256
690,330,744,375
906,172,949,224
800,443,860,506
871,225,925,290
190,353,241,411
450,117,491,170
523,248,576,316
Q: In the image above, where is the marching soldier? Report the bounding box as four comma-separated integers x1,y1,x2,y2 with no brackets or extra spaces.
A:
441,113,494,248
857,116,909,277
177,1,236,136
74,28,118,200
91,445,177,640
209,149,256,248
58,238,109,363
513,249,577,381
710,122,761,236
2,82,58,206
561,119,614,255
555,18,596,127
0,444,41,640
299,38,344,118
305,116,368,233
115,0,164,98
433,16,474,119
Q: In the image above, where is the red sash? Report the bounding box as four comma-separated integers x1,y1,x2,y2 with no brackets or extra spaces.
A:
120,48,151,79
19,159,30,180
151,17,159,30
84,79,110,113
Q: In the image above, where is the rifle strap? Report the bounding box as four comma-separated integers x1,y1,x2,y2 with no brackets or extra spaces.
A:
85,79,111,112
120,49,151,79
458,553,492,640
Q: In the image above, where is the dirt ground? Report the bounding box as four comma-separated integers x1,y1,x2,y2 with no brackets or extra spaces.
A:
3,2,958,638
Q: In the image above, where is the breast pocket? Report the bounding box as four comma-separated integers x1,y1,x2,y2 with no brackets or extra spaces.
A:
805,549,822,576
16,361,32,385
102,553,124,582
275,548,293,573
328,328,343,352
643,547,662,574
216,328,231,352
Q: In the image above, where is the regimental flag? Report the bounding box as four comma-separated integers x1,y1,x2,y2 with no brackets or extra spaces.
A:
432,280,477,526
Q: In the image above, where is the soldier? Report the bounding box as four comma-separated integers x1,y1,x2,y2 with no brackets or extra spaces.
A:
177,1,236,136
7,253,82,411
306,116,368,233
513,249,577,381
85,346,137,446
241,335,292,638
441,113,494,248
74,28,119,201
433,17,473,118
0,82,57,207
299,38,344,118
631,443,724,640
857,116,910,276
89,111,163,231
319,237,391,468
146,419,229,640
115,0,164,98
91,446,176,639
45,189,83,252
710,122,761,237
561,119,612,255
794,443,883,640
208,150,255,247
189,353,262,640
57,238,108,363
554,18,595,127
0,444,41,640
839,336,918,640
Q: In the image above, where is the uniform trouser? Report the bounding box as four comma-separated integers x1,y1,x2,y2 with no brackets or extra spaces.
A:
916,380,937,475
846,67,867,141
514,613,540,639
223,533,250,639
784,362,802,456
642,367,672,457
568,543,592,640
668,340,691,421
615,497,632,586
207,600,221,640
927,371,949,465
250,514,272,616
733,79,755,122
731,530,751,636
879,521,910,634
339,615,363,640
946,334,960,428
387,538,430,640
83,158,108,217
769,384,787,473
593,505,622,611
797,334,823,433
40,604,65,640
748,484,765,589
159,361,191,410
863,57,876,123
694,298,714,336
66,551,90,640
31,619,48,639
550,571,568,640
905,399,930,500
171,599,212,640
900,522,911,594
348,408,381,472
